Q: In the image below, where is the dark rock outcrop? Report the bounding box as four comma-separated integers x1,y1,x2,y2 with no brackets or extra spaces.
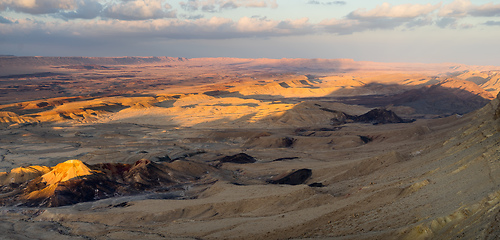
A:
156,155,172,162
267,169,312,185
359,135,373,144
218,153,257,164
24,175,119,207
327,108,412,126
280,137,296,148
308,182,324,187
272,157,299,162
349,108,413,125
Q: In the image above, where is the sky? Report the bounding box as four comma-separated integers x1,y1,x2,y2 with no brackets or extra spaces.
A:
1,0,500,65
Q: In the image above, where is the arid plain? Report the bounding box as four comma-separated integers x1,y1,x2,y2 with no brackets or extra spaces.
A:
1,56,500,239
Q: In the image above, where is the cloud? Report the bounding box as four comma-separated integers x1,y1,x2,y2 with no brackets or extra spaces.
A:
348,3,441,19
180,0,199,12
0,0,78,14
3,0,500,46
179,0,278,13
0,15,13,23
484,21,500,26
235,16,275,32
320,2,440,35
405,15,433,28
201,4,216,12
180,13,204,19
307,1,346,5
325,1,345,5
469,2,500,17
277,17,309,29
459,23,473,29
320,17,413,35
438,0,471,17
221,1,238,10
439,0,500,18
319,18,360,35
0,0,177,20
0,16,313,41
319,1,500,34
103,0,176,20
436,17,457,28
59,0,102,19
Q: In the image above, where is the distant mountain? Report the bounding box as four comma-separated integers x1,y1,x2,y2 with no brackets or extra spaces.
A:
0,56,188,68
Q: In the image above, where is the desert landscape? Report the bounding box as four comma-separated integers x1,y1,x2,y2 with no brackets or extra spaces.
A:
0,56,500,239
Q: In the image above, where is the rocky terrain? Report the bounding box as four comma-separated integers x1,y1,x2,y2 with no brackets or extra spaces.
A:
0,57,499,239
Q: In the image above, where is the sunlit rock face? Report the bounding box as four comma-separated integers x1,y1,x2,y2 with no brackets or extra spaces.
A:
0,159,216,207
39,160,96,185
0,165,51,186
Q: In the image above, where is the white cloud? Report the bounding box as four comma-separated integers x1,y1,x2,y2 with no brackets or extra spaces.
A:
307,1,346,6
319,2,440,35
438,0,471,17
179,0,277,13
277,17,309,29
320,17,410,35
319,18,360,35
235,16,276,32
349,2,441,19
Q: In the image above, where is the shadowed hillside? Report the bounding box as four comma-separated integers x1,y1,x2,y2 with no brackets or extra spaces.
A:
330,80,493,117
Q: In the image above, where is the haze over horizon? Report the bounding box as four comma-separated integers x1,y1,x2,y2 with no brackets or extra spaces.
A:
1,0,500,66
